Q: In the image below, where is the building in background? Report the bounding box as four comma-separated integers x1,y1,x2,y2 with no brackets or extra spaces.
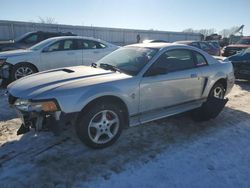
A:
0,20,202,46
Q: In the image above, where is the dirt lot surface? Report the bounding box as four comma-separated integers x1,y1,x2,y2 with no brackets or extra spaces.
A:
0,81,250,188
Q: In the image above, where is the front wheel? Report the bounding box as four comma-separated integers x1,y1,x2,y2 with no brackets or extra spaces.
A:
11,63,37,81
76,102,124,148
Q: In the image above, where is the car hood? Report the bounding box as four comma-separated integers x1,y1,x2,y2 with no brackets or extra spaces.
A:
226,44,250,48
0,49,33,58
8,66,132,99
228,53,249,62
0,40,14,45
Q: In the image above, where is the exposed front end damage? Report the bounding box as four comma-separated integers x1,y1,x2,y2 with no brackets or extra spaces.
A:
16,110,61,135
8,94,77,135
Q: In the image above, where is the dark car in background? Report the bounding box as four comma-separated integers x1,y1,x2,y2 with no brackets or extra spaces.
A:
222,37,250,57
0,31,76,52
226,48,250,80
207,41,221,56
174,41,220,56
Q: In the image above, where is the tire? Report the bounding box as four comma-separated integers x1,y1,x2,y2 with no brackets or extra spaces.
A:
191,82,226,121
208,83,225,99
76,102,124,149
11,63,37,81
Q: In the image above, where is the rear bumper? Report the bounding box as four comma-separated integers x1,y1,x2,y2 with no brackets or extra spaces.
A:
233,62,250,80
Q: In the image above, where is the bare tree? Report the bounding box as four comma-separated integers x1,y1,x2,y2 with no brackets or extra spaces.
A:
38,17,58,24
183,28,195,33
219,26,241,38
198,28,216,37
183,28,216,37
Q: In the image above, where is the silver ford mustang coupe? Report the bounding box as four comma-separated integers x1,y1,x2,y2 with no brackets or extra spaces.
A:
7,43,235,148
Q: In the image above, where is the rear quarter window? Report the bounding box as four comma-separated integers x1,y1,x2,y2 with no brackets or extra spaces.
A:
194,52,208,66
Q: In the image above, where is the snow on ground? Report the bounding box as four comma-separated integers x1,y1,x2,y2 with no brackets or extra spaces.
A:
0,81,250,188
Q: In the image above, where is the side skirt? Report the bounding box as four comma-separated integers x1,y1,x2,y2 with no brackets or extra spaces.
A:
129,99,206,127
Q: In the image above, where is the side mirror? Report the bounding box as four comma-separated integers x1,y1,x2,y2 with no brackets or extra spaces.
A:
144,67,167,77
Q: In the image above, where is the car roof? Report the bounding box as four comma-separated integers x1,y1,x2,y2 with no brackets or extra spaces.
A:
127,42,190,49
242,36,250,39
174,40,197,44
43,36,108,43
49,36,99,40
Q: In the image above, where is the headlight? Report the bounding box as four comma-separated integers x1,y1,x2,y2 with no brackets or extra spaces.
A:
0,58,7,67
14,99,59,112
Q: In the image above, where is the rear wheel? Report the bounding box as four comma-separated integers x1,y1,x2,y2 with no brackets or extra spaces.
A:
11,63,37,81
191,82,227,121
76,102,124,148
209,83,225,99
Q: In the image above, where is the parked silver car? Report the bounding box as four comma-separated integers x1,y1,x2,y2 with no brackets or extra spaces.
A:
7,43,235,148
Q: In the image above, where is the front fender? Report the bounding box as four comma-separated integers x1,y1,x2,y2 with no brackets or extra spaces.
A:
47,82,139,116
74,85,136,115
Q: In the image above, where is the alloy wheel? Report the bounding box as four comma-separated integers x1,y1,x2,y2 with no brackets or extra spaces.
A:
15,66,34,80
213,86,224,99
88,110,120,144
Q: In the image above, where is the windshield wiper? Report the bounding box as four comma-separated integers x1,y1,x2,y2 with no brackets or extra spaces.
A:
99,63,123,73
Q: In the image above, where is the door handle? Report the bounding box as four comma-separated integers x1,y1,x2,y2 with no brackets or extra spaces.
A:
190,73,198,78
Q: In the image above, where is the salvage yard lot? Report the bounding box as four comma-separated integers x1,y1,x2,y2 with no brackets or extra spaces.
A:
0,81,250,188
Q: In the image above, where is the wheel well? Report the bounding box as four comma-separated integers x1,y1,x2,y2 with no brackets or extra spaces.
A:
15,62,39,72
80,95,129,127
214,78,227,91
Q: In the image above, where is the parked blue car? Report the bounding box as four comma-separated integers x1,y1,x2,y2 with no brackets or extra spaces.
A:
227,48,250,80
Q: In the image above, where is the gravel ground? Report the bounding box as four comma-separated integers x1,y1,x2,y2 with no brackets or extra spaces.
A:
0,81,250,188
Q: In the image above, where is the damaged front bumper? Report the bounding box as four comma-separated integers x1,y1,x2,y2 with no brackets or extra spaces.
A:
15,109,62,135
9,96,77,135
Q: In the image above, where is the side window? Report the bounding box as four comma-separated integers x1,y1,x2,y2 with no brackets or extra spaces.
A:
190,42,200,48
199,42,210,50
195,52,208,66
97,42,107,49
23,34,38,44
62,40,74,50
47,41,61,52
152,49,195,73
75,39,84,49
82,40,107,49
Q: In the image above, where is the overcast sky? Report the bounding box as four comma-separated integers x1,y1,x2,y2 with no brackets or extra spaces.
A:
1,0,249,35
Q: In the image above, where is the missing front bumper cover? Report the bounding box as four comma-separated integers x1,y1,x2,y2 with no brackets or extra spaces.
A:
16,112,60,135
15,111,77,136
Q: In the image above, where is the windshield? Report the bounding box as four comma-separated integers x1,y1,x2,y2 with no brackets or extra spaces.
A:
209,42,220,48
14,32,32,42
29,38,55,51
96,47,158,76
242,48,250,55
236,38,250,45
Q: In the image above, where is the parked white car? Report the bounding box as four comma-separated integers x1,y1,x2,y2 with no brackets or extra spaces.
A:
0,36,118,82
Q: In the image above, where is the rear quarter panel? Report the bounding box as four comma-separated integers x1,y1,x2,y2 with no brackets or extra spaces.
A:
200,56,234,98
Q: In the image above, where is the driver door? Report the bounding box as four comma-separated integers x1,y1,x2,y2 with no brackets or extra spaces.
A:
139,49,204,122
